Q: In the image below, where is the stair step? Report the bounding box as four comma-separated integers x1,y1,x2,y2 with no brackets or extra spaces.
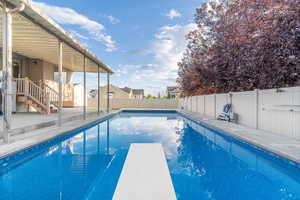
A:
16,78,53,115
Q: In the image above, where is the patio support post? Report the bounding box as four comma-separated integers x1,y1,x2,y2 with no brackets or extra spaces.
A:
83,57,87,120
107,72,110,113
58,41,63,127
97,65,100,115
2,2,12,143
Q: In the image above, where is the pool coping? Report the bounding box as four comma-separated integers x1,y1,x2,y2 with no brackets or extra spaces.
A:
177,110,300,167
0,111,120,160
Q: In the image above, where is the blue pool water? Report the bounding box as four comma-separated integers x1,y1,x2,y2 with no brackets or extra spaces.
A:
1,111,300,200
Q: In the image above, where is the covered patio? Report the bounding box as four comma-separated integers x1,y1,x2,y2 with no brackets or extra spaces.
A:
0,0,113,143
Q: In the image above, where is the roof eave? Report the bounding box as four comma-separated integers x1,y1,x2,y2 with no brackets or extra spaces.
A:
6,0,114,74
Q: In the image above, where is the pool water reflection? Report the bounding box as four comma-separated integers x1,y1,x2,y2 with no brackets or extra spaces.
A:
1,111,300,200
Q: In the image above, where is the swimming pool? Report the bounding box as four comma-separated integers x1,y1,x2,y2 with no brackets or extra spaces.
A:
1,110,300,200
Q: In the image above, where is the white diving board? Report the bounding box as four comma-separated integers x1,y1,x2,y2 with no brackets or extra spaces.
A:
113,143,177,200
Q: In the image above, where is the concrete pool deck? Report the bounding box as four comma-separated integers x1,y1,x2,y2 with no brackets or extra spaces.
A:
0,110,118,159
0,108,103,136
179,110,300,165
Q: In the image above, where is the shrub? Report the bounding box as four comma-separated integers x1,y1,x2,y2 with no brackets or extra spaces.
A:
178,0,300,96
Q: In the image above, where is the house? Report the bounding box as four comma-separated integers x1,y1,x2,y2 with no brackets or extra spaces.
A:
102,85,132,99
95,85,144,99
0,0,114,143
0,0,113,116
12,55,89,112
132,89,144,99
166,86,180,99
120,87,144,99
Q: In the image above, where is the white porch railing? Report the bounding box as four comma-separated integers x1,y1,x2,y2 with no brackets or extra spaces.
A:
15,77,50,114
38,80,73,102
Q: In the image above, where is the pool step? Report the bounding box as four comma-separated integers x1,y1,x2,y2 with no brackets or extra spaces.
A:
113,143,177,200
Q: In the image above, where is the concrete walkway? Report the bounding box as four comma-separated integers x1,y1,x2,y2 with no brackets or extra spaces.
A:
0,110,118,159
179,110,300,165
0,108,102,135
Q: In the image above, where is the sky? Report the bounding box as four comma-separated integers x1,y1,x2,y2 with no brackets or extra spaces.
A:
32,0,204,96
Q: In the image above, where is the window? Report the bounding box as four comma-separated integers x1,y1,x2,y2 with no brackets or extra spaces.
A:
109,91,114,99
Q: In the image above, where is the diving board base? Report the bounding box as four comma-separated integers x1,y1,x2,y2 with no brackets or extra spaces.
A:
113,143,177,200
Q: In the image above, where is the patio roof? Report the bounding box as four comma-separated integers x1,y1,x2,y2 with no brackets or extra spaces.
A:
0,0,113,73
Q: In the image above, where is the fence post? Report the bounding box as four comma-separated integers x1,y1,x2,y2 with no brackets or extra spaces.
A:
186,97,188,111
229,92,233,105
214,94,217,119
196,96,198,113
193,96,195,112
203,95,206,116
191,97,193,112
187,97,189,111
255,89,259,129
191,96,193,112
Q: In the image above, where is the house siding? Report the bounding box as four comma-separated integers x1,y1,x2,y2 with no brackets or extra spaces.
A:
43,61,55,81
97,85,131,99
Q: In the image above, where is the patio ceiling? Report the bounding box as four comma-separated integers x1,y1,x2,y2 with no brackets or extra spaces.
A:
0,0,113,73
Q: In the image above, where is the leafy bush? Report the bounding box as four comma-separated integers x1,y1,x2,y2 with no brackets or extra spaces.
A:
178,0,300,96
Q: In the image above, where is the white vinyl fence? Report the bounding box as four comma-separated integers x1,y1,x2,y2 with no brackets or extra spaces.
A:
88,98,179,110
179,86,300,139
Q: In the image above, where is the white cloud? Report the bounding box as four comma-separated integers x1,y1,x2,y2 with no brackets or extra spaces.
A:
165,9,182,19
114,23,197,95
74,23,196,95
104,15,120,24
33,2,117,52
148,23,197,79
69,30,89,41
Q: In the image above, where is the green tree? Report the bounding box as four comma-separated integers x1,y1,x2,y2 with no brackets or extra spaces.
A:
146,94,153,99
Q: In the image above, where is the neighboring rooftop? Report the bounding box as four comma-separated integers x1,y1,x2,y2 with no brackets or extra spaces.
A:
167,86,179,92
120,86,144,96
121,87,132,94
132,89,144,96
